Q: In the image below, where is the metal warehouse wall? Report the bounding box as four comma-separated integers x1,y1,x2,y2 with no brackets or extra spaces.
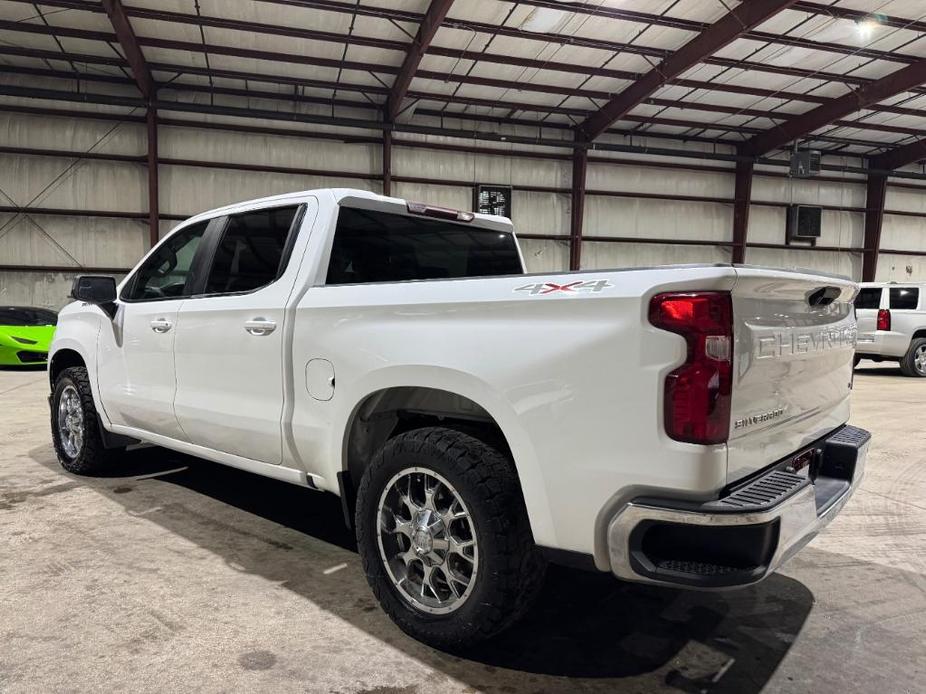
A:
3,107,926,310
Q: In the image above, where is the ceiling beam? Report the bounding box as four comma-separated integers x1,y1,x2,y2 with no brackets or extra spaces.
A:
0,58,897,152
0,48,906,152
8,87,926,183
793,1,926,34
385,0,455,122
577,0,798,142
100,0,155,99
870,139,926,172
17,0,923,92
514,0,919,65
6,12,926,114
745,59,926,156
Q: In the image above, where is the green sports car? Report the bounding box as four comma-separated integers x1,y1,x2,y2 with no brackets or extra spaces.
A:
0,306,57,367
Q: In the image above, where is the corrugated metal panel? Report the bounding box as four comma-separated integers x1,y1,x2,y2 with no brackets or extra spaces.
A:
581,241,729,270
518,237,569,273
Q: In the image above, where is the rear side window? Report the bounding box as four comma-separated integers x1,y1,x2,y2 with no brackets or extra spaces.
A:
854,288,882,310
204,206,299,294
890,287,919,310
326,207,522,285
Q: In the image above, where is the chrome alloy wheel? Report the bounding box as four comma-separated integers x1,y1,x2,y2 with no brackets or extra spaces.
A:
376,468,478,614
57,384,84,459
916,344,926,375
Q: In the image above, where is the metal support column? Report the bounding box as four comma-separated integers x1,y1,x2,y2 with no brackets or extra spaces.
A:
146,105,159,248
570,148,588,271
862,173,887,282
731,158,754,265
382,128,393,197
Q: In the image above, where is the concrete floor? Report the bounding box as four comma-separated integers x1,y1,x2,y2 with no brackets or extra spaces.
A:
1,365,924,694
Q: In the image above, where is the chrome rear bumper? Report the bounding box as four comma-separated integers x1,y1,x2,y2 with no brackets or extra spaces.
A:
607,425,870,589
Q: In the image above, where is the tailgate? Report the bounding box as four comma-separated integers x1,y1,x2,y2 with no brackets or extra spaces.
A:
855,308,878,342
854,286,883,346
727,267,858,484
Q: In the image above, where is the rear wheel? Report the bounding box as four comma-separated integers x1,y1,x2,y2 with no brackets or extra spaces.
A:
899,338,926,378
355,426,545,649
51,366,119,474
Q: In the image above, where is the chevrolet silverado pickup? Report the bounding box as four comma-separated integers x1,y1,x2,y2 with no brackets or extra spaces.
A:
49,188,870,648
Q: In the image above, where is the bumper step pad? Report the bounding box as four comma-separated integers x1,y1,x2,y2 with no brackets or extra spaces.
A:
704,470,808,513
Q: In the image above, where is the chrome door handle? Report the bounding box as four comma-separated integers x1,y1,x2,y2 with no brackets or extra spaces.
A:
150,318,173,333
244,318,277,336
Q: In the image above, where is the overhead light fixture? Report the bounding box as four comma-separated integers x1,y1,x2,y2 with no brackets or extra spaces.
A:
854,17,880,41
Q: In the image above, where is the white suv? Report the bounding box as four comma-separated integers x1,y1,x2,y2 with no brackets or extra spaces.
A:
855,282,926,377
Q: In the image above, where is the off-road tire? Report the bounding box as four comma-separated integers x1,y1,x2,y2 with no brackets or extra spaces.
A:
355,426,545,649
51,366,119,474
899,338,926,377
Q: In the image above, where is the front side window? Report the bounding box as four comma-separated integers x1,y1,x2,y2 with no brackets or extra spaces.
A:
854,288,882,310
203,206,299,295
0,307,57,326
890,287,919,310
123,222,208,301
326,207,522,285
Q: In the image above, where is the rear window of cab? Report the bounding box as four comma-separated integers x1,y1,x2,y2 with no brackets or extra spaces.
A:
326,207,522,285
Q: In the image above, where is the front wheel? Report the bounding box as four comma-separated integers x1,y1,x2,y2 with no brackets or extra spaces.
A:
355,427,545,649
51,366,118,474
899,338,926,378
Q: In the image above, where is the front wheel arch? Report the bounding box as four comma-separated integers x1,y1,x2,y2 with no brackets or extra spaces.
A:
49,348,86,388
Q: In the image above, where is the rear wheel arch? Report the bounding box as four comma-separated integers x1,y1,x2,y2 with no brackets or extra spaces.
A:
900,337,926,377
342,386,513,489
338,386,532,530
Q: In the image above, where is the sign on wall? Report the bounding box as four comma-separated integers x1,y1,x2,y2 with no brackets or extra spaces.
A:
474,184,513,218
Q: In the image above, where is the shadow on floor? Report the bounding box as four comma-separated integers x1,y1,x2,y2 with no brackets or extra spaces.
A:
854,364,905,377
31,443,813,693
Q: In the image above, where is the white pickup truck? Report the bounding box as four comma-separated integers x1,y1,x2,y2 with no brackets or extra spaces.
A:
49,188,870,648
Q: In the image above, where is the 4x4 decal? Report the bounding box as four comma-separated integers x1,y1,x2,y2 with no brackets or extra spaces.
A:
514,279,613,296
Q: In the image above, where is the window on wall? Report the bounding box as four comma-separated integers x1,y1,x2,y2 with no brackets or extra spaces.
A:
853,288,882,310
203,206,300,294
123,221,208,301
890,287,919,310
326,206,522,285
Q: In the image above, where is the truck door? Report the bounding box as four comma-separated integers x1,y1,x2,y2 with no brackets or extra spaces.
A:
172,201,314,465
96,220,211,439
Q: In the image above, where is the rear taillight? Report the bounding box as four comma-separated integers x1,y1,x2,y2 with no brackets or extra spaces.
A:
877,308,891,331
649,292,733,445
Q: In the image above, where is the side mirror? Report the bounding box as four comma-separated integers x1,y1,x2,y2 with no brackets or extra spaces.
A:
71,275,118,318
